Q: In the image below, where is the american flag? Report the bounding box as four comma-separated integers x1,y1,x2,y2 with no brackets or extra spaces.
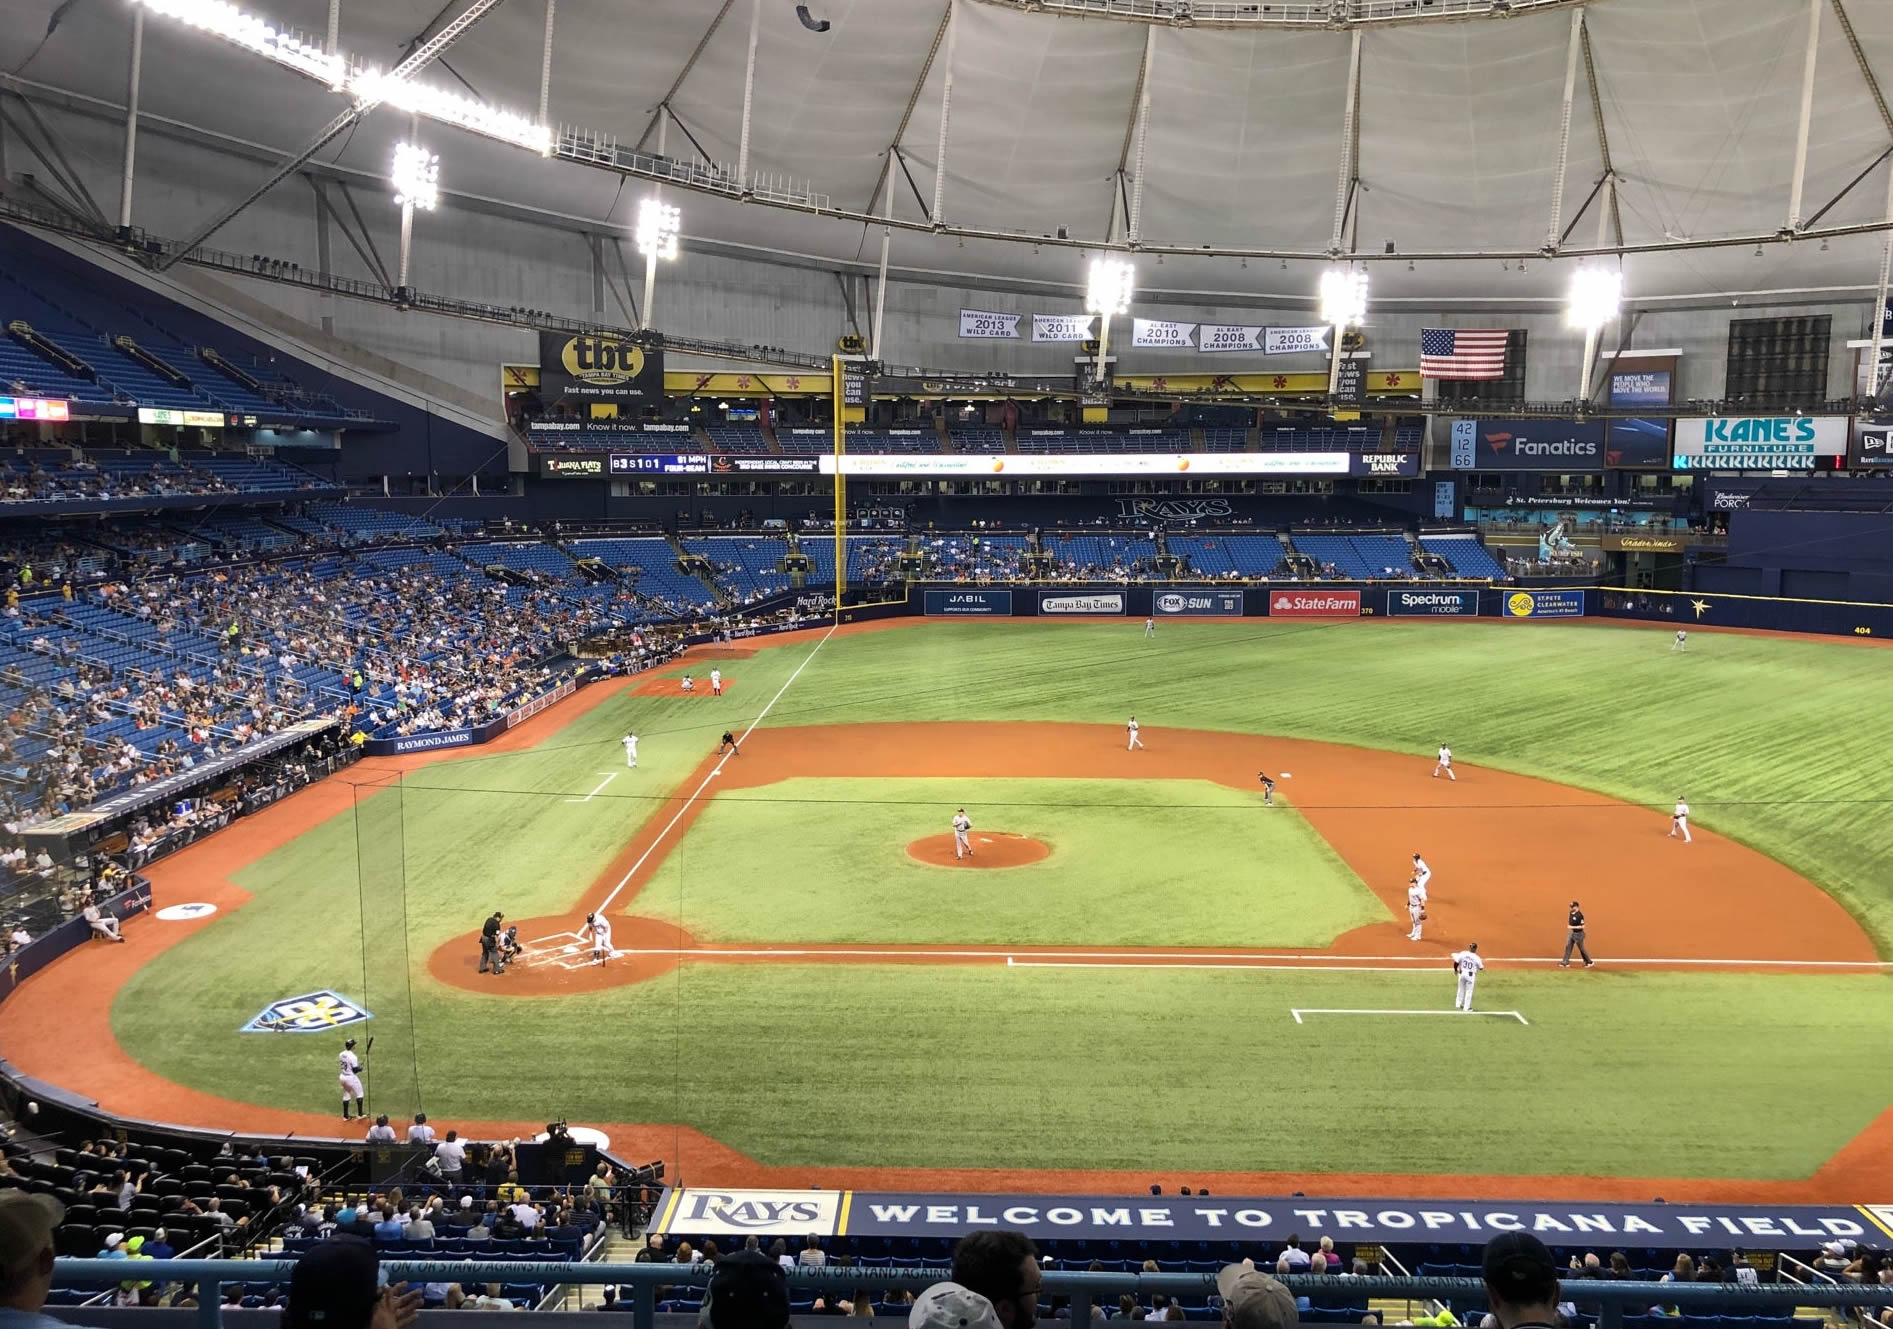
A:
1420,328,1511,380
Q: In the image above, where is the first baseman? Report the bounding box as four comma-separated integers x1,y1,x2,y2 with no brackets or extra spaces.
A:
583,911,613,965
339,1038,365,1120
1451,942,1484,1011
1670,796,1691,842
1127,716,1144,751
952,809,973,859
1407,880,1426,941
1433,744,1455,781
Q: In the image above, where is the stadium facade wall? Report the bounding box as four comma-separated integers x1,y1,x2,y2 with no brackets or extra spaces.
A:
17,101,1880,407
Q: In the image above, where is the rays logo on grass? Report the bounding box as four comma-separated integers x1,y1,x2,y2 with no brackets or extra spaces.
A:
241,991,371,1034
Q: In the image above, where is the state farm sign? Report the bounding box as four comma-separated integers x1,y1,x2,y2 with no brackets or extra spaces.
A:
1267,590,1361,618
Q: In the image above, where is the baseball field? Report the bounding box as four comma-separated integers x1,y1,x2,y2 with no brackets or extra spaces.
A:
6,616,1892,1200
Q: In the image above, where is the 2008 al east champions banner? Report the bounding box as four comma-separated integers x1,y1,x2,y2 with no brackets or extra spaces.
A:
1199,325,1262,353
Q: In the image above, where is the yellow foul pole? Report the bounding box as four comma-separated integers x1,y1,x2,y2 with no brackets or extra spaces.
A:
831,355,846,626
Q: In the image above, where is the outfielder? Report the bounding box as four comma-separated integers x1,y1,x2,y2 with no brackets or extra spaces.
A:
711,668,723,696
583,911,613,966
1407,880,1426,941
1673,630,1688,653
1433,744,1455,781
1560,900,1593,968
1670,796,1691,843
339,1038,365,1121
952,809,973,859
622,733,638,769
1127,716,1144,751
1144,617,1155,639
1451,942,1483,1011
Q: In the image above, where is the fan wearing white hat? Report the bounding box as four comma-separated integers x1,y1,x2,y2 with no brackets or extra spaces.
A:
0,1191,69,1328
910,1284,1005,1329
1216,1263,1299,1329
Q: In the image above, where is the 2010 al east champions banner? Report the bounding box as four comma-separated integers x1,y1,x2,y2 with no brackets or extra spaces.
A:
538,332,664,408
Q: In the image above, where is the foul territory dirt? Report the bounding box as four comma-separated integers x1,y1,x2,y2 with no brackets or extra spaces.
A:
3,622,1889,1203
906,832,1050,868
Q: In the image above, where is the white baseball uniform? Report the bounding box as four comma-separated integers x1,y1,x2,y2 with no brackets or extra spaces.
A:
339,1048,363,1100
1671,800,1691,842
1144,617,1155,638
1127,718,1144,751
1434,745,1455,780
681,676,694,692
1451,948,1484,1010
1412,856,1432,895
622,734,638,768
1407,884,1425,941
711,669,722,695
1673,631,1687,653
952,812,972,858
585,916,613,963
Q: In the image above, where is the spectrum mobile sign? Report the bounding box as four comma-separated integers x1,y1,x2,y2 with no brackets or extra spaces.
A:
1268,590,1361,618
1387,589,1480,616
1672,416,1847,470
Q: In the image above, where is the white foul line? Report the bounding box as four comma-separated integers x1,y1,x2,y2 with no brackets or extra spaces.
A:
1008,957,1430,973
564,772,620,803
592,626,835,915
1292,1008,1530,1026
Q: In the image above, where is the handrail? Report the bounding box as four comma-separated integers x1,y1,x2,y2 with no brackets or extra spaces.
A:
47,1260,1893,1329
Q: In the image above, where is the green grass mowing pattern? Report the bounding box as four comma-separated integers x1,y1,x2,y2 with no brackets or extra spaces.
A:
105,621,1893,1178
632,777,1384,946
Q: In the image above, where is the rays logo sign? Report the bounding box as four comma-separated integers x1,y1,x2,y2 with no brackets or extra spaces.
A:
241,990,371,1034
540,333,663,405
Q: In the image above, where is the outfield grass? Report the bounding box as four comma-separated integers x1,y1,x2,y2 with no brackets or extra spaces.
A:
633,777,1383,946
107,620,1893,1179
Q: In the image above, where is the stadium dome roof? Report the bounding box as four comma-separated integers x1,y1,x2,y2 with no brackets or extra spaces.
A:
5,0,1892,309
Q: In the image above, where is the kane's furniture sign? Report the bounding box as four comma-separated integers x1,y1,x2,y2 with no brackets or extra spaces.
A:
650,1188,1883,1251
1671,417,1848,470
1268,590,1361,618
1503,590,1587,618
1038,591,1126,615
959,310,1021,339
924,590,1013,616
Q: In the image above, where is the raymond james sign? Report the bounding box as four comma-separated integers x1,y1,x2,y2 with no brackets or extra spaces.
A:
650,1189,1884,1252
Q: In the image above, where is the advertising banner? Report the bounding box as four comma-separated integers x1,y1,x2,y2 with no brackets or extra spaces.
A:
1433,480,1458,520
1857,422,1893,468
959,310,1021,340
1672,417,1849,470
608,453,710,474
383,729,476,755
924,589,1012,616
824,453,1367,478
1132,319,1195,349
1199,324,1263,354
1268,589,1361,618
1459,420,1606,471
1347,452,1416,478
1608,370,1671,407
651,1189,1878,1251
714,455,820,474
538,332,663,407
1605,418,1672,469
0,396,70,421
1263,326,1332,355
1601,533,1685,554
1502,589,1586,619
1033,313,1095,342
1387,589,1480,616
1038,591,1126,615
542,455,606,477
1153,590,1245,616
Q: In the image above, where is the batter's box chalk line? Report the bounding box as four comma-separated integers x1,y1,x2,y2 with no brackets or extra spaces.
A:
1292,1007,1529,1025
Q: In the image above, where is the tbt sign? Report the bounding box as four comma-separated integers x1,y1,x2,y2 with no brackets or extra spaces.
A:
1269,590,1361,618
1038,592,1126,615
539,333,663,407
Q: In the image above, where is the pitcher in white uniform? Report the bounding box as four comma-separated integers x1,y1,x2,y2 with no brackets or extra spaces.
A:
711,668,723,696
622,733,638,768
1670,797,1691,842
1451,943,1484,1011
952,809,973,859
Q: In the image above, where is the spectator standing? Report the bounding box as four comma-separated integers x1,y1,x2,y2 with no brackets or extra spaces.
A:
434,1130,466,1183
951,1231,1042,1329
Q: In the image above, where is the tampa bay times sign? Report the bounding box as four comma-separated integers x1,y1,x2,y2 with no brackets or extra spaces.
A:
539,333,665,409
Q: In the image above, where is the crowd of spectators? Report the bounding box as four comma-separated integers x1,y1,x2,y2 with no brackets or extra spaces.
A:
0,457,234,506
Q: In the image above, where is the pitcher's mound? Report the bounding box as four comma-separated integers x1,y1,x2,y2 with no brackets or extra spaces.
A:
906,832,1051,869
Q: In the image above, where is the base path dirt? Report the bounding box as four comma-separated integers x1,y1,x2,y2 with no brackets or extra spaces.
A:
3,629,1888,1200
907,832,1050,869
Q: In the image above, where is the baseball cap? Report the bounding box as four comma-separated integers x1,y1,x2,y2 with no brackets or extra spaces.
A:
1482,1232,1559,1303
910,1282,1004,1329
700,1250,789,1329
286,1236,381,1329
102,1232,125,1251
1215,1265,1297,1329
0,1191,62,1276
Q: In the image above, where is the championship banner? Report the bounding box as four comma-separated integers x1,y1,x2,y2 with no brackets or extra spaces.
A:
1038,591,1126,615
1268,590,1361,618
1857,422,1893,467
1503,590,1586,619
924,590,1012,616
1033,313,1095,342
1199,325,1262,354
539,332,663,407
651,1189,1881,1251
959,310,1021,340
1131,319,1195,349
1113,371,1420,395
1264,326,1331,356
1672,416,1848,470
1153,590,1244,616
1387,589,1479,617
